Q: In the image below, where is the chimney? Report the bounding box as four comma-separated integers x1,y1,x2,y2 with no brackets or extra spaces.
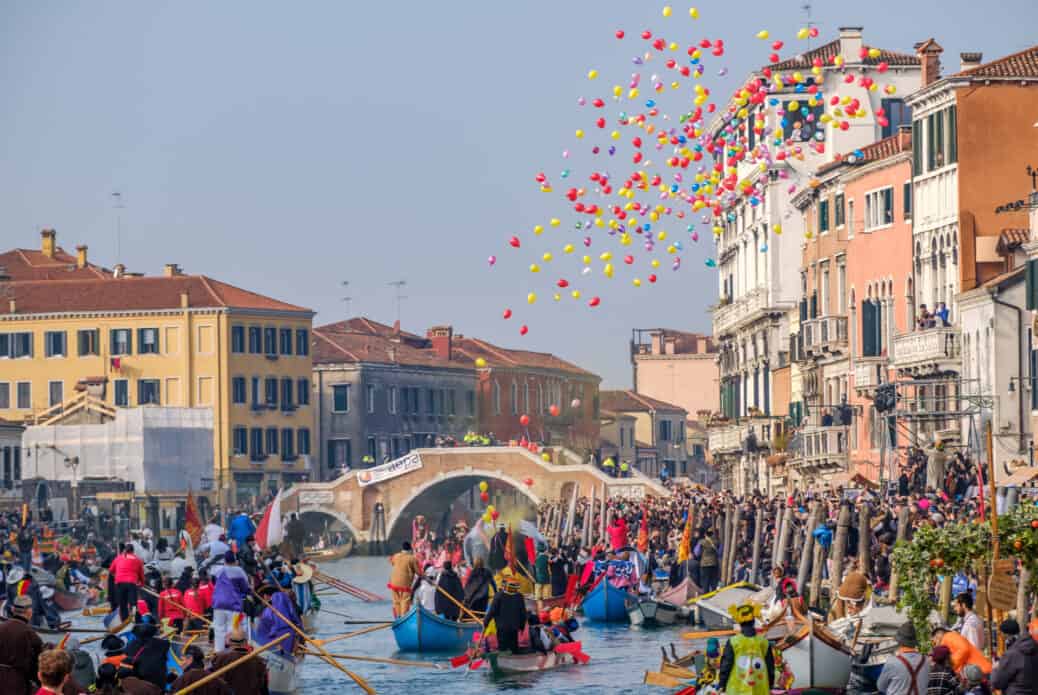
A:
113,263,125,278
650,331,663,355
915,38,944,87
75,245,88,269
838,27,864,63
664,336,676,355
180,292,190,309
427,325,454,360
959,52,983,72
164,263,182,277
40,229,56,258
898,124,913,152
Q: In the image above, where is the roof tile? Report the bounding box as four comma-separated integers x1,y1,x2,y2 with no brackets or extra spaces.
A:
768,39,919,72
600,389,686,413
953,44,1038,79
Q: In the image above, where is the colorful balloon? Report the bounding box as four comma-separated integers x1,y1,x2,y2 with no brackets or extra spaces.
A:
479,481,488,492
549,404,560,417
519,414,531,427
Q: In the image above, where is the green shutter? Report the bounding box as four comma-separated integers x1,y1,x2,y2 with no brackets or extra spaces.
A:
862,302,876,357
1028,260,1038,311
912,120,922,174
948,105,957,164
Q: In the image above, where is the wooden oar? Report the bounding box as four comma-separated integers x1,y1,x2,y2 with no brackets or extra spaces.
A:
173,633,290,695
681,628,737,640
312,569,384,602
139,586,212,626
302,648,447,669
421,578,484,624
252,591,375,695
314,622,393,647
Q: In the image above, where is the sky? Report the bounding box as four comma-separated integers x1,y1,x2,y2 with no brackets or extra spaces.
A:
2,1,1036,387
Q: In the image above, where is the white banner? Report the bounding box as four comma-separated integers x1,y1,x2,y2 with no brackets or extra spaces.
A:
356,452,423,487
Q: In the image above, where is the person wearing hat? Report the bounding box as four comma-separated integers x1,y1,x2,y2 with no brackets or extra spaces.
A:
483,578,527,654
414,565,439,612
99,635,127,669
533,542,551,601
211,551,251,652
0,594,44,694
926,645,959,695
877,622,929,695
932,624,992,676
990,618,1038,695
434,560,464,622
387,541,421,618
829,570,870,621
62,636,96,691
210,629,270,695
123,616,170,691
170,644,232,695
718,602,773,695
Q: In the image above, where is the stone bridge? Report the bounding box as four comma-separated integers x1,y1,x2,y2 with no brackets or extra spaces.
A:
281,447,669,543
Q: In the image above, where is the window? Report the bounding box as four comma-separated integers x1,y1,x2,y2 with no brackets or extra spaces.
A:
298,428,311,456
281,429,295,460
278,328,292,356
865,187,894,231
48,381,63,407
366,384,376,413
295,329,309,356
251,377,261,407
44,331,66,357
847,200,855,238
912,119,923,173
4,332,34,358
388,386,397,414
881,98,911,138
467,390,475,415
248,327,262,354
332,384,350,413
948,105,957,164
77,329,99,356
510,382,518,415
280,378,294,409
818,199,830,233
16,382,30,409
264,377,278,407
367,437,377,462
110,329,132,356
232,427,248,455
231,326,246,353
266,427,279,455
0,383,7,409
820,263,830,315
658,419,673,442
263,327,277,356
448,389,456,416
834,193,845,227
493,381,501,415
137,328,159,354
250,428,265,461
903,182,912,218
232,377,247,404
837,262,847,314
114,379,128,407
138,379,160,405
297,378,310,406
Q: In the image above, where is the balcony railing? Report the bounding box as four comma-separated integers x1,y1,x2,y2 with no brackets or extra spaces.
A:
713,288,768,336
707,417,779,456
854,357,887,392
791,425,851,470
893,327,961,375
802,315,848,357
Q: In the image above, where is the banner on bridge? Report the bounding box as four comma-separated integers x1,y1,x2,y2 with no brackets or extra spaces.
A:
356,452,423,487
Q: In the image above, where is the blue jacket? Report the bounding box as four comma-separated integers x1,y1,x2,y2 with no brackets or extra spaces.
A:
228,514,256,548
211,565,251,612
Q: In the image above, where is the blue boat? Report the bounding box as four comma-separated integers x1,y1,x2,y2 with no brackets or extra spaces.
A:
391,604,481,652
580,580,633,622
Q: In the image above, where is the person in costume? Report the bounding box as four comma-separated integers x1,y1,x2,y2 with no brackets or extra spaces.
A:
718,602,774,695
483,578,527,654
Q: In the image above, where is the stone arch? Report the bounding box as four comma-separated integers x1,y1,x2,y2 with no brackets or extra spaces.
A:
384,468,543,543
295,505,360,540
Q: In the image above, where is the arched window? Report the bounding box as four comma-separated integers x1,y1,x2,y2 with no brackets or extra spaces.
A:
493,381,502,415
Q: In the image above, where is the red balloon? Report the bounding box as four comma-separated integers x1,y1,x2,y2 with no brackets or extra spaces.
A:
509,236,520,248
615,29,624,40
648,274,657,283
519,325,528,335
523,478,534,486
491,510,500,520
502,308,512,319
480,491,490,503
549,404,560,417
519,414,530,427
589,296,601,307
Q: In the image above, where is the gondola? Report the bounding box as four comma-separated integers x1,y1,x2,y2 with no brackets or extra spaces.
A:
485,649,581,676
304,538,354,564
391,603,481,652
628,597,680,627
579,580,634,623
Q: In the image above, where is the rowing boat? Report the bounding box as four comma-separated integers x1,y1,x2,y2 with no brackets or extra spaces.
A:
692,583,759,628
391,603,480,652
657,576,699,618
304,538,354,563
485,649,581,676
628,597,680,627
774,619,853,690
579,580,633,623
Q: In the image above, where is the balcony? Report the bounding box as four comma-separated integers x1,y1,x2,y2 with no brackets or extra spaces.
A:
854,357,887,392
893,327,961,376
801,315,848,358
707,417,779,456
713,288,769,337
791,425,851,471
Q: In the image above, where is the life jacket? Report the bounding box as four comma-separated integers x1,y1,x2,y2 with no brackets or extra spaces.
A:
724,634,771,695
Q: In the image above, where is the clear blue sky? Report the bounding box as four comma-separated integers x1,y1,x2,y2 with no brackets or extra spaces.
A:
2,1,1035,387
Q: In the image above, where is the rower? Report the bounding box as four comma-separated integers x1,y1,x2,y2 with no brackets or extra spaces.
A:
0,595,44,695
718,602,774,695
210,628,270,695
483,578,527,654
170,645,232,695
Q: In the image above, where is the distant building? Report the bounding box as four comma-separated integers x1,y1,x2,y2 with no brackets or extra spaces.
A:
599,409,636,467
600,390,688,478
0,419,23,510
630,328,719,416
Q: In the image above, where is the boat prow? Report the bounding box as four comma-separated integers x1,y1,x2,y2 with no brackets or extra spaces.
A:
580,580,633,623
486,649,583,677
391,604,481,652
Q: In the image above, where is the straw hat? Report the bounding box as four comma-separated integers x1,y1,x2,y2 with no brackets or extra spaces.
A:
292,562,314,584
227,629,248,646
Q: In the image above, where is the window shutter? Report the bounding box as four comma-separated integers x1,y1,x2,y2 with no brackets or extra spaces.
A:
799,298,808,321
810,292,818,319
862,302,876,357
1028,260,1038,310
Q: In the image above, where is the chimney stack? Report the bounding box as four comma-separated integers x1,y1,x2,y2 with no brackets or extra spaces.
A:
75,245,88,269
180,292,190,309
915,39,944,87
959,52,983,72
113,263,125,278
164,263,182,277
838,27,864,63
427,325,454,360
40,229,56,258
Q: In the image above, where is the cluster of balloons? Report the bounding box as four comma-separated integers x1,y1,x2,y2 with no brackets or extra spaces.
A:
488,6,903,335
478,480,500,524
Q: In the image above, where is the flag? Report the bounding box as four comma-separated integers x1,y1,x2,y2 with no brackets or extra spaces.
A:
677,512,692,563
255,489,283,550
20,503,28,527
636,508,649,554
524,536,536,567
184,489,203,546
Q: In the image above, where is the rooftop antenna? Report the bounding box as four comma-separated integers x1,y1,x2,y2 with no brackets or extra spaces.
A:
340,280,352,319
388,280,407,324
111,191,124,264
801,2,817,50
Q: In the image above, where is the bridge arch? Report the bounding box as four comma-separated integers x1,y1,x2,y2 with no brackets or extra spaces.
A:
384,468,543,543
295,505,360,541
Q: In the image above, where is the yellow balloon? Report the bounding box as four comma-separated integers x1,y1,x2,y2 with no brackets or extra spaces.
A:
553,293,561,302
575,129,584,139
527,292,537,304
632,278,642,287
529,264,540,273
610,130,621,140
599,251,612,261
689,7,699,18
533,224,544,235
797,27,809,40
662,5,672,17
487,504,495,513
657,230,667,240
756,30,770,39
582,255,591,265
542,252,553,262
868,47,881,58
549,218,560,227
651,259,660,268
603,263,614,278
571,289,581,299
475,357,487,368
483,513,491,523
587,69,598,80
479,481,488,492
541,452,551,462
563,244,575,254
774,223,783,235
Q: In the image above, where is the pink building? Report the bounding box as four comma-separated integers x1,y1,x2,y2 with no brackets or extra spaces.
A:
630,329,719,416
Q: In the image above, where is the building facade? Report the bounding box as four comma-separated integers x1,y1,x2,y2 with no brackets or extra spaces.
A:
600,390,688,478
630,329,719,416
599,410,637,468
0,230,314,506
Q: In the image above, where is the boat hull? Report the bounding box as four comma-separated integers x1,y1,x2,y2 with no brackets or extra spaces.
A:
391,604,480,652
304,538,354,563
781,627,853,690
53,588,87,612
580,581,632,623
629,599,679,627
263,650,303,695
487,650,578,676
694,585,759,628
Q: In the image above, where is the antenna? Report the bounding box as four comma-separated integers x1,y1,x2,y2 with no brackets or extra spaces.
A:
340,280,352,319
801,2,817,49
111,191,124,264
388,280,407,324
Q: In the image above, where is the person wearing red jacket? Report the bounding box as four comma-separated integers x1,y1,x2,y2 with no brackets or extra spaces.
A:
197,570,215,621
158,577,186,634
182,578,209,631
109,544,144,621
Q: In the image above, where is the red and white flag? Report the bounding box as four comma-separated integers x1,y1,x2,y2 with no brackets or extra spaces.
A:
255,489,283,550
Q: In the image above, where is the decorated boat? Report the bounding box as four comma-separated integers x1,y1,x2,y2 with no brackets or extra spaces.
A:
579,580,634,623
692,582,760,628
486,649,582,676
391,603,481,652
262,649,304,695
628,597,680,627
523,593,570,613
53,587,88,612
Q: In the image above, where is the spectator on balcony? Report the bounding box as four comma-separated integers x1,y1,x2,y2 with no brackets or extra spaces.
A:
821,410,834,427
917,305,937,329
936,302,951,327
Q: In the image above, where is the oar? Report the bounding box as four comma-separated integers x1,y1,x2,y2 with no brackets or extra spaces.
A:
681,628,737,640
173,633,290,695
314,622,393,647
252,591,375,695
422,577,484,624
139,586,212,626
313,569,384,602
302,649,447,670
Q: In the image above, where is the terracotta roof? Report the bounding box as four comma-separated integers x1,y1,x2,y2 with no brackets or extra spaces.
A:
953,44,1038,79
318,317,424,344
768,39,919,72
817,132,912,174
997,229,1031,255
4,276,311,315
0,247,111,281
454,336,597,378
312,326,466,370
600,389,686,413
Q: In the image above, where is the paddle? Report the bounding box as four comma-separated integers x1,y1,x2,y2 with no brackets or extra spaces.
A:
313,622,393,647
682,628,737,640
173,633,290,695
301,649,446,670
139,586,212,626
421,577,484,624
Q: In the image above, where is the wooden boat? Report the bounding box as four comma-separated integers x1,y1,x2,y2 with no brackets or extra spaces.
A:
523,593,569,613
658,577,699,618
774,619,853,690
262,649,304,695
579,580,633,623
485,649,580,676
304,538,354,563
53,588,88,612
644,669,689,688
391,603,480,652
628,597,679,627
692,582,759,628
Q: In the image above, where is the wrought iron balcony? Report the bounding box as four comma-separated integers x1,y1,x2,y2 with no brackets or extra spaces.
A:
801,315,848,357
707,417,777,456
893,327,961,376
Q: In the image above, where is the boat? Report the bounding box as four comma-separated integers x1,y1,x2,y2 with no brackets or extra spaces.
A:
391,603,481,652
53,587,88,612
657,576,700,615
692,582,760,628
772,618,853,690
579,580,634,623
485,649,581,676
304,538,354,563
628,597,680,627
262,649,304,695
523,593,570,613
